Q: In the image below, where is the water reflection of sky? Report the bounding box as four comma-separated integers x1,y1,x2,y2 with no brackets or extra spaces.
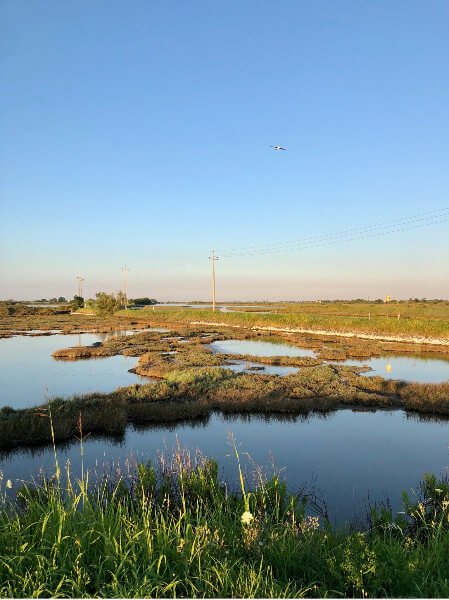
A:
153,303,275,312
2,333,448,413
210,338,449,383
1,410,449,525
343,353,449,384
0,332,150,409
210,339,316,358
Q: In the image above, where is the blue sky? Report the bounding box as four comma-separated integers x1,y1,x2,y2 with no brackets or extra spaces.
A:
1,0,448,300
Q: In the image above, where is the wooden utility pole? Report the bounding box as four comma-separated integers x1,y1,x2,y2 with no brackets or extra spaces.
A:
122,265,130,310
77,276,84,298
209,251,219,312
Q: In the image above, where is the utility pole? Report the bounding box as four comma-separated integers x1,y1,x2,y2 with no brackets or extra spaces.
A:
209,251,219,312
122,265,130,310
77,276,84,298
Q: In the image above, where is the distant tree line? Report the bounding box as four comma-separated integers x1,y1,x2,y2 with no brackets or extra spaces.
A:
33,297,67,303
129,297,158,306
79,293,159,316
318,298,448,304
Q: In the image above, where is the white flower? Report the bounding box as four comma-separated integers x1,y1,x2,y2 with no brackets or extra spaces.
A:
241,511,254,525
6,480,12,489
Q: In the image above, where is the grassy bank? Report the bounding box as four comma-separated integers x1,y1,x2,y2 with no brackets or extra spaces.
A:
2,301,448,343
1,442,449,598
118,306,449,341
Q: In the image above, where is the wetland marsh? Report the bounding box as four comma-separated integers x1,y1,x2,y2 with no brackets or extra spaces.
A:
0,303,448,526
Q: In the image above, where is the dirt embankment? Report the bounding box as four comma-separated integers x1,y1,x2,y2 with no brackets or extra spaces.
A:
190,321,449,348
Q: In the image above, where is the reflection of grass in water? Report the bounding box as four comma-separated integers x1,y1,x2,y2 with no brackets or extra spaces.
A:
380,351,449,364
246,335,300,346
2,426,449,598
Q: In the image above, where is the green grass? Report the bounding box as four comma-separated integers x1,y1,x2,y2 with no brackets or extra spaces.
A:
120,305,449,340
275,300,449,320
1,434,449,598
2,301,448,340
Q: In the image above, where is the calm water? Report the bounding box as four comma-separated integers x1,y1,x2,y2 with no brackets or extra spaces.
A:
210,339,449,383
153,303,275,313
0,331,152,409
1,333,449,523
344,353,449,383
1,410,448,524
210,339,316,358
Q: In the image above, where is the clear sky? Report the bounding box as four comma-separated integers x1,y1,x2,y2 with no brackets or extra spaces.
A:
1,0,448,301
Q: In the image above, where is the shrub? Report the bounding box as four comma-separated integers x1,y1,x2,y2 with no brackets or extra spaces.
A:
70,295,84,311
94,292,120,316
0,302,10,317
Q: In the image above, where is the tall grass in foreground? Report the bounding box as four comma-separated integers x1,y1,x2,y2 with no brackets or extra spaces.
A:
1,429,449,597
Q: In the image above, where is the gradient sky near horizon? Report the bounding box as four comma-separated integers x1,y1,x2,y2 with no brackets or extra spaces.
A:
1,1,448,301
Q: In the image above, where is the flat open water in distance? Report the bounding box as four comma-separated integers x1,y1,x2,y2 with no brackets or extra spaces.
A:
152,303,275,312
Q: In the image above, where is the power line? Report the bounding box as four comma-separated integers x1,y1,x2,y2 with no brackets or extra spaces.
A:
216,207,449,254
220,208,449,257
209,251,219,311
166,207,448,268
228,217,449,257
222,215,449,258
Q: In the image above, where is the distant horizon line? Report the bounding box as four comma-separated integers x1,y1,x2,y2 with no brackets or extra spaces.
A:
4,297,449,303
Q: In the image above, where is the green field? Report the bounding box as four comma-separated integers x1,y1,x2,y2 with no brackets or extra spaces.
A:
119,301,449,340
1,300,447,341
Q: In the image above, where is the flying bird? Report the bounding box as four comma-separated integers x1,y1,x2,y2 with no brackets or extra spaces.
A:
270,145,286,151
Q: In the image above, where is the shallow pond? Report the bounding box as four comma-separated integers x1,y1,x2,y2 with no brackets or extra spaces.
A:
209,339,316,358
1,410,449,524
0,331,153,409
210,338,449,383
344,353,449,384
